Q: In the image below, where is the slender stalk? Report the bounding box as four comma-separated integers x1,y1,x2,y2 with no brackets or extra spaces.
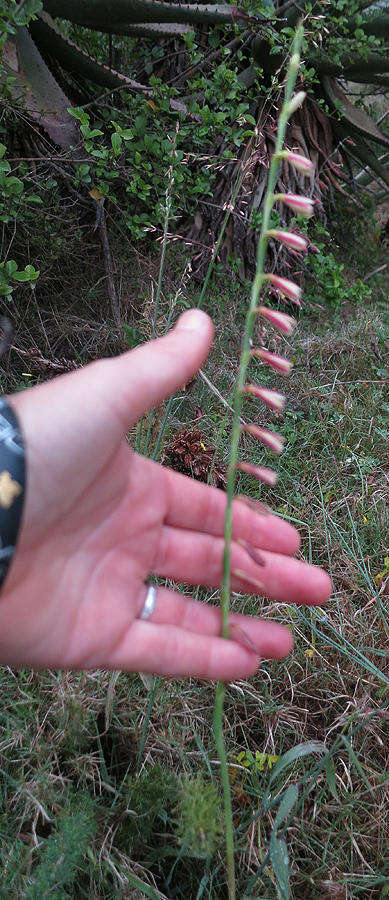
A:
214,26,305,898
143,127,178,457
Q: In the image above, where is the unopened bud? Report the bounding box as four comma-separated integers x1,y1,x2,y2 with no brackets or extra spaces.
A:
265,273,302,305
252,348,293,375
276,193,314,217
287,91,306,116
237,461,278,486
282,150,314,174
266,229,307,252
243,424,285,454
243,383,286,410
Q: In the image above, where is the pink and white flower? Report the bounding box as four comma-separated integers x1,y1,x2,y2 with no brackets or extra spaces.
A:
243,424,285,454
276,193,315,217
266,230,307,252
281,150,314,174
243,383,286,410
237,461,278,486
265,273,302,305
252,348,293,374
256,306,296,334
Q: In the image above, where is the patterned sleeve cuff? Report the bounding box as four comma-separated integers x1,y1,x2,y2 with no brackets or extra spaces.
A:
0,398,26,591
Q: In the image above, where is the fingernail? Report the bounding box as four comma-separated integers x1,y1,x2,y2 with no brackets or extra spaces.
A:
176,309,209,331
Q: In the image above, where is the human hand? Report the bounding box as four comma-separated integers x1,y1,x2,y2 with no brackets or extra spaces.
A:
2,310,331,678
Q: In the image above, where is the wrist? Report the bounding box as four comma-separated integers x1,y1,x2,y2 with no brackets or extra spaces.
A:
0,398,26,592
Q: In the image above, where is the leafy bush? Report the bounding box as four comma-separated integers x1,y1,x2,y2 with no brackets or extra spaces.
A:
305,225,372,310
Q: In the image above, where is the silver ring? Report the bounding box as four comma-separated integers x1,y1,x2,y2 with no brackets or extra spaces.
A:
141,584,157,620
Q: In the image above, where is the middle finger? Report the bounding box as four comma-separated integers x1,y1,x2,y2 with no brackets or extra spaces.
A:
153,526,332,606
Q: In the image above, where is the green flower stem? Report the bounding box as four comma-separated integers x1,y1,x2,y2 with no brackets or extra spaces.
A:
214,25,304,899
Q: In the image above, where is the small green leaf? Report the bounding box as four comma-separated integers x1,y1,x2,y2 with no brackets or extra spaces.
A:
5,260,18,276
111,132,123,153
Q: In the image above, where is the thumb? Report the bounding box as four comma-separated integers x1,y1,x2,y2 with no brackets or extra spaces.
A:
96,309,214,428
6,309,213,534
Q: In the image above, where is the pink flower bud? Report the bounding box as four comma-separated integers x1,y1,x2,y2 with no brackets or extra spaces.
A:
265,273,302,305
283,151,314,174
252,348,293,375
237,461,278,486
244,424,285,454
256,306,296,335
243,383,286,410
266,230,307,253
276,194,315,217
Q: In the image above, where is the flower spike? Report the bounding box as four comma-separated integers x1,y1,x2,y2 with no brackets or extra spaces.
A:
252,348,293,375
275,193,314,217
237,461,278,486
266,230,307,253
243,384,286,410
256,306,296,335
243,424,285,454
265,273,302,305
217,28,310,891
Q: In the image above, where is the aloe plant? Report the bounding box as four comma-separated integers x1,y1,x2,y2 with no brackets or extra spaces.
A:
213,24,317,898
3,0,388,195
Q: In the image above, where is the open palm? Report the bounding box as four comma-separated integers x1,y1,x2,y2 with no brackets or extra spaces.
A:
1,310,331,677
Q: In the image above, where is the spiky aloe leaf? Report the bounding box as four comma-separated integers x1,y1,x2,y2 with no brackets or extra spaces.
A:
338,73,389,88
114,21,193,35
315,50,389,78
4,28,79,151
30,12,148,90
43,0,248,27
321,75,389,149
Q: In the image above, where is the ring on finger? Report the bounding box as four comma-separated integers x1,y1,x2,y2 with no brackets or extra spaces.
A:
141,583,157,620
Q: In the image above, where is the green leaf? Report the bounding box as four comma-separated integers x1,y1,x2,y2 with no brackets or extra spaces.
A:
111,132,123,153
274,784,299,830
5,260,18,276
13,272,32,282
270,836,290,900
269,742,326,786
